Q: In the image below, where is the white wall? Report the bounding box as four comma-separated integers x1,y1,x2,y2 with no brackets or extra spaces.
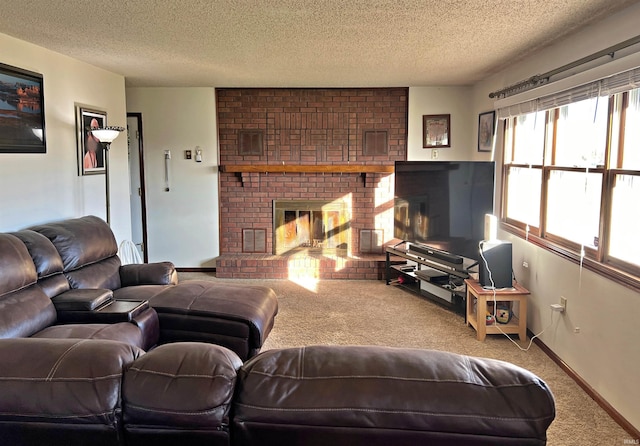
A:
408,86,491,162
125,88,219,267
0,33,131,242
471,2,640,430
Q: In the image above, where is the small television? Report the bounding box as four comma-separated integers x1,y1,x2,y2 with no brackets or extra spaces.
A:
394,161,495,262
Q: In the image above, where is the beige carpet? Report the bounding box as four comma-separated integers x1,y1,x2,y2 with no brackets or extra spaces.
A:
179,272,632,445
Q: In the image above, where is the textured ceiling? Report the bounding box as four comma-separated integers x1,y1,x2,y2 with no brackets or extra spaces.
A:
0,0,637,87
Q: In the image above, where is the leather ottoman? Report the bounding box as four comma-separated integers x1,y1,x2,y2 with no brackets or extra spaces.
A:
232,345,556,446
145,281,278,360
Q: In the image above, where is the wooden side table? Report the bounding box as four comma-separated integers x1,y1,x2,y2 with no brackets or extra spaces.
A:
465,279,530,341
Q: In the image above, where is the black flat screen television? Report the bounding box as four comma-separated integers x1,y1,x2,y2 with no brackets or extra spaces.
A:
394,161,495,262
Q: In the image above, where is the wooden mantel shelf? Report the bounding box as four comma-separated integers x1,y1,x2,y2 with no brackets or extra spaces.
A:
219,164,394,174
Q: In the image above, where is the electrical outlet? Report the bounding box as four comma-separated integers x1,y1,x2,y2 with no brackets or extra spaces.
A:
560,296,567,311
431,149,439,159
574,327,580,333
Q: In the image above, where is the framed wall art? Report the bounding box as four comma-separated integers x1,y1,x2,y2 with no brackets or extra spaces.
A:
478,110,496,152
0,62,46,153
76,107,107,175
423,114,450,148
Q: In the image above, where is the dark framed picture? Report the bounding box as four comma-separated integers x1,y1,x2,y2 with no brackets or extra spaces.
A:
76,106,106,175
423,114,450,148
478,111,496,152
0,62,46,153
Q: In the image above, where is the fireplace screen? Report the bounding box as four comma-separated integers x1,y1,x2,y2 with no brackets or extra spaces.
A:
273,200,349,255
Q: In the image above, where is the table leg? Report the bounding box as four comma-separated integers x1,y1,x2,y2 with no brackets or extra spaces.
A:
466,289,472,327
477,295,487,341
385,252,390,285
518,296,527,341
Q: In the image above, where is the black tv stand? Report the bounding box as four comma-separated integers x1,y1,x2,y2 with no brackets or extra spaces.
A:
385,243,474,317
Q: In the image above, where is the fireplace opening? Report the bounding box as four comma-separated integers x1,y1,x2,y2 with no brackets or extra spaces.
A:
273,200,350,255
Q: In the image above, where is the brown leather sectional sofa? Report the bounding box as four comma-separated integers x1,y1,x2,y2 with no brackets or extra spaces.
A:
5,215,278,360
0,215,555,445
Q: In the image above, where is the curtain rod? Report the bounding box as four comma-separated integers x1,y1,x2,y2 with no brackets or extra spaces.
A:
489,35,640,99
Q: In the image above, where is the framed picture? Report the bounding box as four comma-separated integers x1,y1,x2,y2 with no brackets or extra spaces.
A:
76,107,106,175
478,111,496,152
423,114,450,148
0,62,46,153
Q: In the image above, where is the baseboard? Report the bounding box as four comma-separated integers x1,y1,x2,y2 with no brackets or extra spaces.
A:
531,333,640,439
175,267,216,273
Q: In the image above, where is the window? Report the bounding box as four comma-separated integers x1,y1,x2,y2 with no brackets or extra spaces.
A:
608,174,640,267
512,111,545,165
554,97,608,167
545,169,602,249
620,89,640,170
504,166,542,229
501,86,640,287
503,110,545,230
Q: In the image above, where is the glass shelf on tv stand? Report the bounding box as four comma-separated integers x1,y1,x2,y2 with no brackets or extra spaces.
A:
385,243,475,318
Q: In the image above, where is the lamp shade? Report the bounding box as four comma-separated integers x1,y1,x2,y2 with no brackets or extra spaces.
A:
92,126,125,143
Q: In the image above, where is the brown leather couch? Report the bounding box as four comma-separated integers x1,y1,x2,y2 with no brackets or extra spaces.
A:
7,215,278,360
0,216,554,445
0,340,555,446
0,221,171,351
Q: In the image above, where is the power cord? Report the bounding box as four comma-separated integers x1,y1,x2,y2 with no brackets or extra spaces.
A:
478,241,558,351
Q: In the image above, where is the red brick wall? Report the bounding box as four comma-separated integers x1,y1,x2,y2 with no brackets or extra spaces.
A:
216,88,407,255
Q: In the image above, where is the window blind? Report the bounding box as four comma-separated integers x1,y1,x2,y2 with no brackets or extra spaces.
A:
497,66,640,119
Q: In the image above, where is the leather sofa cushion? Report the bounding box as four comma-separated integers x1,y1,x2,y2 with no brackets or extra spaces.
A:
0,286,57,339
0,233,37,296
33,322,145,350
120,262,178,287
9,230,71,298
123,342,242,428
233,346,556,446
0,229,58,339
10,230,64,279
113,284,174,302
65,256,122,290
31,215,118,271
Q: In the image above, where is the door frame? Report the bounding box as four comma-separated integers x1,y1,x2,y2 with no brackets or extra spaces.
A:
127,112,149,263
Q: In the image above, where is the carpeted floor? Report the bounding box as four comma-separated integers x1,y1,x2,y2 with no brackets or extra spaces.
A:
179,272,632,445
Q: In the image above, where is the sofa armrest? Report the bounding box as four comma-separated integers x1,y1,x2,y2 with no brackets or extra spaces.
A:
120,261,178,287
56,300,150,324
51,288,114,311
0,338,143,427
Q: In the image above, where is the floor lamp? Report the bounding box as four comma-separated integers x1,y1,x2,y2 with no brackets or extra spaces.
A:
91,126,125,225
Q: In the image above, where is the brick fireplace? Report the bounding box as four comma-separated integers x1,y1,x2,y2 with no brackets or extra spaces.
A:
273,199,350,255
216,88,407,279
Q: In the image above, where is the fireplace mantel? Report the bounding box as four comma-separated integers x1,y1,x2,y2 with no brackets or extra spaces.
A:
220,164,394,187
219,164,394,174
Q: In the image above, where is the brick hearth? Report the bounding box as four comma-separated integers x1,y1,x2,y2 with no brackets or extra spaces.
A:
215,252,386,280
216,88,407,279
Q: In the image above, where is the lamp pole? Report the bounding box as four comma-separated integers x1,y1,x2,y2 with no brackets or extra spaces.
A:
91,126,125,224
